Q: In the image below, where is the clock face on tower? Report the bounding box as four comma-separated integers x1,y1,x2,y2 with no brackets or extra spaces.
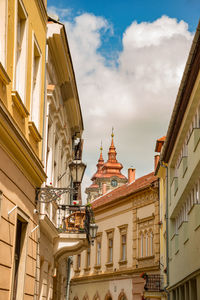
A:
111,179,118,187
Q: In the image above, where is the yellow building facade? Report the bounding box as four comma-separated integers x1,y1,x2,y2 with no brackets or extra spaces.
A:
0,0,47,299
0,2,88,300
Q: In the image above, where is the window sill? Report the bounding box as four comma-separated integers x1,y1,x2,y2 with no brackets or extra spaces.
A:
137,255,154,261
74,268,80,274
105,262,113,268
94,264,101,270
0,62,11,85
28,121,42,142
12,91,29,118
118,260,127,266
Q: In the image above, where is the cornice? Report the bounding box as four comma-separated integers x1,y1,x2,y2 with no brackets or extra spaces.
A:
71,265,159,284
94,184,158,215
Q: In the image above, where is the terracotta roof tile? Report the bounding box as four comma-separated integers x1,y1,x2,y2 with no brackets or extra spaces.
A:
92,172,157,210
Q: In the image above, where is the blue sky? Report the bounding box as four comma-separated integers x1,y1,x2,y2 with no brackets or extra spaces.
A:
48,0,199,54
47,1,198,200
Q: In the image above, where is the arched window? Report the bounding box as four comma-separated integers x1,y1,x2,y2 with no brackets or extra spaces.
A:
145,232,149,257
140,232,143,257
150,231,153,256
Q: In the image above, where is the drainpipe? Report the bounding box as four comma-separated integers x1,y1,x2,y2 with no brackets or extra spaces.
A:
160,162,169,299
66,256,72,300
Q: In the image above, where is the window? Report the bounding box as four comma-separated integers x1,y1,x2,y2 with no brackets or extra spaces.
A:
97,242,101,265
106,229,114,265
14,0,27,103
150,231,153,256
108,238,113,262
121,234,126,261
86,247,90,269
0,0,7,68
12,215,28,300
145,232,148,256
31,37,41,128
118,225,127,263
140,232,143,257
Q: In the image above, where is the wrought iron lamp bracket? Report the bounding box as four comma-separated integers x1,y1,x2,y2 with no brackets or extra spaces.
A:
36,187,76,203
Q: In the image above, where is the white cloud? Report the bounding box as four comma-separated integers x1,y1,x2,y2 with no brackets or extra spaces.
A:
48,6,72,20
50,11,193,201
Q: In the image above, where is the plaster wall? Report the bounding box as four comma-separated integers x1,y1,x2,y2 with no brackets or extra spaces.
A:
0,146,38,299
167,65,200,289
70,278,132,300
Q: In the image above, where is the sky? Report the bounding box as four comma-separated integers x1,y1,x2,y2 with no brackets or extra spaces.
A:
47,0,199,201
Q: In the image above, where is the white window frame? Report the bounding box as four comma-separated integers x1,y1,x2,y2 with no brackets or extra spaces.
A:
30,34,42,129
14,0,28,103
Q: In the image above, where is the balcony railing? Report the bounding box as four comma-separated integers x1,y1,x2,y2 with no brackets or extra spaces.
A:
144,274,164,292
58,205,94,238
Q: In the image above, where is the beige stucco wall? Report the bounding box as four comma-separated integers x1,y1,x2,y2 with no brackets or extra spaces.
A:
70,181,160,300
0,146,38,299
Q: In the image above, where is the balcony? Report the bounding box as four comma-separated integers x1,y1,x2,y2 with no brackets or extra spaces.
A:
40,204,95,260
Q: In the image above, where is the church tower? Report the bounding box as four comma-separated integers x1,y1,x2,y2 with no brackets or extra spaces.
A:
85,130,127,202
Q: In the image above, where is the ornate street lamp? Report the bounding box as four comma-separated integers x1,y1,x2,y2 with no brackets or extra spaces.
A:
69,160,86,185
89,223,98,244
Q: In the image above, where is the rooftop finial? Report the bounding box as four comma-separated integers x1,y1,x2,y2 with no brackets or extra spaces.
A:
111,127,114,138
100,141,103,152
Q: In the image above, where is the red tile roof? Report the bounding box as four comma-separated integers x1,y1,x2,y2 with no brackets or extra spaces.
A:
92,172,157,210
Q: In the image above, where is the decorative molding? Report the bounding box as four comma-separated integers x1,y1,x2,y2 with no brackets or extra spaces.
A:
118,260,127,266
0,62,11,85
28,121,42,142
12,91,29,118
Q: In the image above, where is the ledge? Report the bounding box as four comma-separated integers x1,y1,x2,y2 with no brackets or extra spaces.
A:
105,262,113,268
0,62,10,85
94,264,101,270
12,91,29,118
28,121,42,142
137,255,155,261
118,260,127,266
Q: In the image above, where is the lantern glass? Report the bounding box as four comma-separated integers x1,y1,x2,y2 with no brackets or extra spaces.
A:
69,160,86,184
89,223,98,239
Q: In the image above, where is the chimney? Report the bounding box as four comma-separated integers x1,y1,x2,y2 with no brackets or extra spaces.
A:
128,168,135,184
102,183,107,195
154,155,160,172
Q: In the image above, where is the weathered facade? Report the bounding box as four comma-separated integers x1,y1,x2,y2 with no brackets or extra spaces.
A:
160,20,200,299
